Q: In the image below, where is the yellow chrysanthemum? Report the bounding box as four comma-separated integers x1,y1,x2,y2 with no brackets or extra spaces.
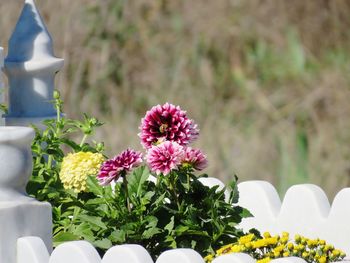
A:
60,152,104,193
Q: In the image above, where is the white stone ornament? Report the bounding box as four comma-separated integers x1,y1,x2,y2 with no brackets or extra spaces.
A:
3,0,64,127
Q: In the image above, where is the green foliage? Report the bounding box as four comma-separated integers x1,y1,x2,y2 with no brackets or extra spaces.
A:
27,92,250,259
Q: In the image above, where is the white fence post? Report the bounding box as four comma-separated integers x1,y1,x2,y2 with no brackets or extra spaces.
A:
0,127,52,263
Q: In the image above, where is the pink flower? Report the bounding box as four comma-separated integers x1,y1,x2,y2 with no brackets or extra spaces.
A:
97,149,143,186
181,147,208,171
139,103,199,149
146,141,184,175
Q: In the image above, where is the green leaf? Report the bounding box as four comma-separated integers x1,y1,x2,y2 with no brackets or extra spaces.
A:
142,226,161,239
164,216,175,233
175,225,189,235
109,229,126,243
85,198,108,205
228,176,239,203
77,214,107,229
239,207,252,218
92,238,112,249
128,166,150,197
86,176,104,196
53,232,80,246
74,222,94,237
61,138,81,151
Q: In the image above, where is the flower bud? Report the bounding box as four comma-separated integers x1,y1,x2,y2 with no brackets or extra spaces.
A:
96,142,104,152
53,90,60,99
89,117,98,126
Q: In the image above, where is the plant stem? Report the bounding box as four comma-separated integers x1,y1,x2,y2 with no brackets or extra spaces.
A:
56,104,61,123
122,173,131,213
80,134,88,147
47,155,53,169
169,173,181,211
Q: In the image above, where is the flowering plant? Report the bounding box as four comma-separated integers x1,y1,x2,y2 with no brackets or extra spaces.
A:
27,93,250,258
205,232,346,263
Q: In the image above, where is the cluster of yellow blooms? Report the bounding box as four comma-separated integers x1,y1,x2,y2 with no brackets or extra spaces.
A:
59,152,104,193
205,232,346,263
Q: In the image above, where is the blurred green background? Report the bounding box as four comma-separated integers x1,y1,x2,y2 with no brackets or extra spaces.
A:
1,0,350,198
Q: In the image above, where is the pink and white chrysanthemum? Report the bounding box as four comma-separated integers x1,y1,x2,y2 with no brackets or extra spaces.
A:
139,103,199,149
146,141,184,175
181,147,208,171
97,149,143,186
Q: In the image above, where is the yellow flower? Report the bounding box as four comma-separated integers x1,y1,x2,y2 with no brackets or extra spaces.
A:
319,239,326,246
216,244,234,255
323,244,334,252
282,232,289,238
252,239,267,249
204,254,214,263
244,242,253,249
257,257,271,263
273,245,284,253
273,251,280,258
332,249,341,257
60,152,104,193
283,251,290,257
231,245,244,253
280,237,289,244
239,233,255,245
318,256,327,263
263,232,271,238
265,237,278,246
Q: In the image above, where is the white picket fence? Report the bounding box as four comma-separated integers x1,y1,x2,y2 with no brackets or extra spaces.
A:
15,235,313,263
15,178,350,263
1,1,350,263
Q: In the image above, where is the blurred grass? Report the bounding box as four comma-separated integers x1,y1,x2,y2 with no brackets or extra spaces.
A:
2,0,350,198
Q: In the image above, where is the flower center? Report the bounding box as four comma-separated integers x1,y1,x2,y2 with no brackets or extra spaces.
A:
159,123,168,133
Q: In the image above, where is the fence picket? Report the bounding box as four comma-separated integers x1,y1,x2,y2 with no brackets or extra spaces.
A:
17,236,50,263
155,248,205,263
212,253,256,263
49,241,101,263
102,244,153,263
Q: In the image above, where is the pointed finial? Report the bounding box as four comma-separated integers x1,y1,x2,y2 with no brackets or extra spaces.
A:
6,0,55,62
